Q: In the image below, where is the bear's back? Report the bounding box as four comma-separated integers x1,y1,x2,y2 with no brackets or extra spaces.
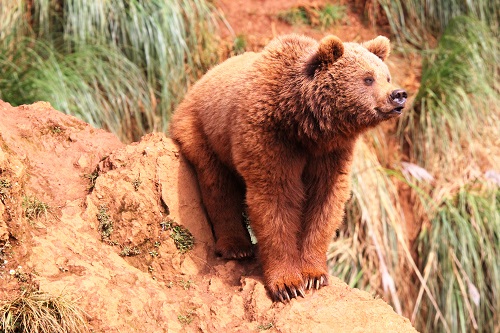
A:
171,51,260,169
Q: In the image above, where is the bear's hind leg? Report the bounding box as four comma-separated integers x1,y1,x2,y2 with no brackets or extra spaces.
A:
196,158,254,259
171,113,253,259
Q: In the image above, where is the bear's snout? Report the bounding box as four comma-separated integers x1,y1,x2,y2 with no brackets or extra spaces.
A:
390,89,407,106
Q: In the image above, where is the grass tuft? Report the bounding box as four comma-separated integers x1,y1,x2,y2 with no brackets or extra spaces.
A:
232,34,247,55
318,4,347,28
0,289,89,333
376,0,499,47
22,196,49,221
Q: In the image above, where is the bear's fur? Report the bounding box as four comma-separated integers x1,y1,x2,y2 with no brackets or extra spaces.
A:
169,34,406,302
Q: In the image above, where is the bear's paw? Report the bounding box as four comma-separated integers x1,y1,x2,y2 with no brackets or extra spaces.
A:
215,236,254,260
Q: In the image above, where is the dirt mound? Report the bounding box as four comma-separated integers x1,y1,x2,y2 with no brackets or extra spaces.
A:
0,100,417,332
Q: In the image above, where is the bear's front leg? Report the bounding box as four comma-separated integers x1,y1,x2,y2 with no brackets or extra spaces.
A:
237,145,307,302
301,151,354,290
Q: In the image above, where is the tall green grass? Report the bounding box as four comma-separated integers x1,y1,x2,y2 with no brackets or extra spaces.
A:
1,37,156,140
415,184,499,333
0,0,219,142
376,0,499,47
400,16,499,170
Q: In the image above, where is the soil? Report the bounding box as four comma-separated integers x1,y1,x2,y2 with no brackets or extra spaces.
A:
0,2,420,332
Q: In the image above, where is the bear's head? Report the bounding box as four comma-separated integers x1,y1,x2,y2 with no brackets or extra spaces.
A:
304,35,407,136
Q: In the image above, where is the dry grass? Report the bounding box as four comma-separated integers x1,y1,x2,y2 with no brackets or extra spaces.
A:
412,183,499,332
328,139,412,315
22,196,49,221
0,289,89,333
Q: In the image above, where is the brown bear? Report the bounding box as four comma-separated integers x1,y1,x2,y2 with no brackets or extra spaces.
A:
169,34,406,302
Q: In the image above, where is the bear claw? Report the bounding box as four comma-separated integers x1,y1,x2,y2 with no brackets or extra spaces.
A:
271,284,305,303
215,238,254,260
216,248,254,260
304,275,328,290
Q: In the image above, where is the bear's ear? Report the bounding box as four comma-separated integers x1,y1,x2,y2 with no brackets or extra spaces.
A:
363,36,391,61
304,35,344,77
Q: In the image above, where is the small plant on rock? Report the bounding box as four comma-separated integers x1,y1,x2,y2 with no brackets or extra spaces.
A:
131,177,141,191
96,205,113,241
177,309,195,326
119,246,141,257
0,179,12,200
22,196,49,221
257,322,275,330
160,219,194,254
82,170,99,192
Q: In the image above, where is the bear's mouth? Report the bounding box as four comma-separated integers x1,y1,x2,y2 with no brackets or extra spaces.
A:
375,107,403,117
390,106,404,115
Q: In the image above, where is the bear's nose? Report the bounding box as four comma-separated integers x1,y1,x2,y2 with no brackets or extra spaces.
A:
390,89,407,106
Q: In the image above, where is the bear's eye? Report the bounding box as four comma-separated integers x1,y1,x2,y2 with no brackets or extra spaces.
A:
364,77,374,86
387,77,391,83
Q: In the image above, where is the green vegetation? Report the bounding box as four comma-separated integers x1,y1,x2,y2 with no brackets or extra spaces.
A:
415,186,499,333
83,170,99,192
0,289,89,333
0,0,219,142
132,178,142,191
318,4,347,28
376,0,499,47
257,322,275,330
328,140,408,314
232,34,247,55
278,3,346,29
0,179,12,200
160,219,195,254
96,204,113,241
22,196,49,221
177,309,195,326
119,245,141,257
400,16,498,168
278,6,310,26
